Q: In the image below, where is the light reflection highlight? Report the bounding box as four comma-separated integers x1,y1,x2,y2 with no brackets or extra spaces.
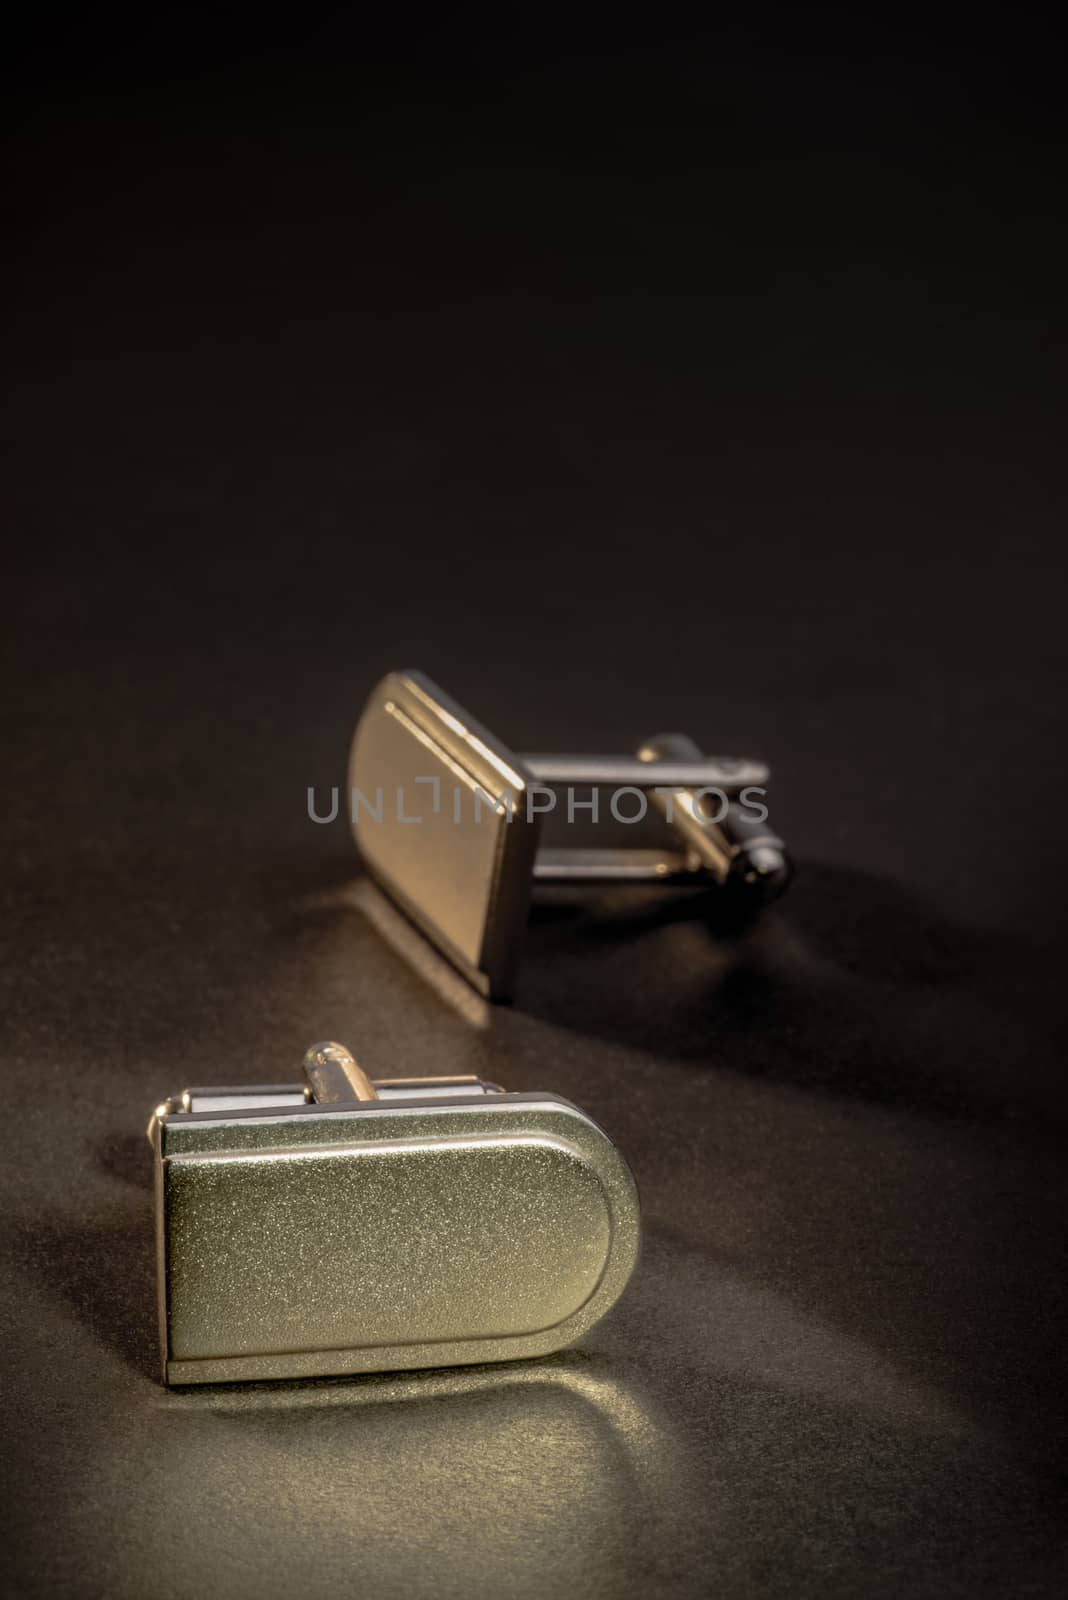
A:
152,1353,691,1597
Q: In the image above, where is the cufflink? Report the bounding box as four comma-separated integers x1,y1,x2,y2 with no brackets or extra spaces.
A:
349,670,791,999
149,1041,639,1385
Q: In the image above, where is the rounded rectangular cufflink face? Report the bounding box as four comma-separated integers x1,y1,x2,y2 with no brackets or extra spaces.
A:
154,1093,640,1385
348,671,539,998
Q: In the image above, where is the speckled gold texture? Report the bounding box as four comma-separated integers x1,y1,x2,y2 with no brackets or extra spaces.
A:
155,1095,640,1384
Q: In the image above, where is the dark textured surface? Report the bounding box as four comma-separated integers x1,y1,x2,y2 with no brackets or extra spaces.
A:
2,20,1067,1598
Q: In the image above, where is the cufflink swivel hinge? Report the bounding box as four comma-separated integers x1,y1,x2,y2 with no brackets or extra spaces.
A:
525,735,788,896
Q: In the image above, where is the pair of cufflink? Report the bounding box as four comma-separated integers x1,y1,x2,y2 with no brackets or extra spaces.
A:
150,672,790,1386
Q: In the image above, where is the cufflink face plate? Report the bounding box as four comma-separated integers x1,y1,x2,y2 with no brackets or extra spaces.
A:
349,671,539,997
150,1047,639,1385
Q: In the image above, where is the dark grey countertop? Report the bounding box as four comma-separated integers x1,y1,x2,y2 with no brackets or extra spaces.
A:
3,23,1066,1597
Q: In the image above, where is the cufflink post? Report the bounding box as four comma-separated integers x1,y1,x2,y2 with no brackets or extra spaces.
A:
302,1040,378,1102
302,1040,502,1103
148,1042,504,1140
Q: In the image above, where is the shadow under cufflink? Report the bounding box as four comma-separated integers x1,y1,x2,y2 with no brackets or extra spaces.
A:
280,850,1062,1132
11,1202,159,1383
519,860,1067,1128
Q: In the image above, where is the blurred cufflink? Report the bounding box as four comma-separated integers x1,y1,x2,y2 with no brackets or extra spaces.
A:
347,671,791,1000
149,1040,639,1385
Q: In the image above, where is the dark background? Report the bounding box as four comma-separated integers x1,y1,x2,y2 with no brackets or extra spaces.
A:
2,11,1066,1597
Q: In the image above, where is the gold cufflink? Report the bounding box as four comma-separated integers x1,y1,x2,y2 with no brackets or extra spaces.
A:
149,1041,639,1386
349,670,790,999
